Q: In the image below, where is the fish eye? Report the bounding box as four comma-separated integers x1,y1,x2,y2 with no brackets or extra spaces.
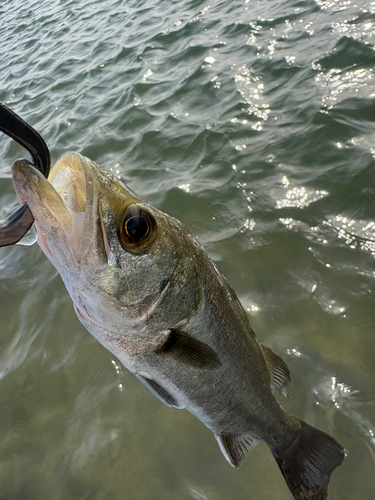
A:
125,215,150,240
120,204,157,253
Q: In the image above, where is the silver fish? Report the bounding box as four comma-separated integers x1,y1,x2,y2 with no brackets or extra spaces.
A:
12,152,344,500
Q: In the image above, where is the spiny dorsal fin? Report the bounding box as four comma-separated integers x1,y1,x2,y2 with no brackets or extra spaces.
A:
137,375,181,408
261,344,290,397
214,432,259,468
155,330,221,370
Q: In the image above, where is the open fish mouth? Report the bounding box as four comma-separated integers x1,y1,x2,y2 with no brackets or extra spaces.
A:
12,152,90,229
11,152,97,266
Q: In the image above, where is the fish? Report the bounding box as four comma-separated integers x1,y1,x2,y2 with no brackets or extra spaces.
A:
12,151,345,500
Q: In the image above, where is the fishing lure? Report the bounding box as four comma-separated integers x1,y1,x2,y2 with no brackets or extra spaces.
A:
0,102,50,247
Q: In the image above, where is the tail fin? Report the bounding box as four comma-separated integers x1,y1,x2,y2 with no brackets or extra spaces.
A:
272,420,345,500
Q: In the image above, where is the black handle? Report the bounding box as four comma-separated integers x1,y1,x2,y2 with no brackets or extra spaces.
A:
0,102,51,247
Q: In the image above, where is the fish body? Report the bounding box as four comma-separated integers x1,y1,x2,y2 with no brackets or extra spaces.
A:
12,152,344,500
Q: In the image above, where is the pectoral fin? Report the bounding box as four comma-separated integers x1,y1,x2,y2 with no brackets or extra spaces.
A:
155,330,221,370
214,432,259,468
261,344,290,397
137,375,181,408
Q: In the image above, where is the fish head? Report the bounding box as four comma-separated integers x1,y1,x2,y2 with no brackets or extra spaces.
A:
12,152,199,334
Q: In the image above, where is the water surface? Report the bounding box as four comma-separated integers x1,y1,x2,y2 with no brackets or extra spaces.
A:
1,0,375,498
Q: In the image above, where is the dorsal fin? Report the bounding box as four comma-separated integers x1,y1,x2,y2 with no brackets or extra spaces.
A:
261,344,290,397
214,432,259,468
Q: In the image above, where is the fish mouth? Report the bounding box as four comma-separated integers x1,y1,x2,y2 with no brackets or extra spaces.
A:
12,152,100,265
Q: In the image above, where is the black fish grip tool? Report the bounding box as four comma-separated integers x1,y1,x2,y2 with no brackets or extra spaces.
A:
0,102,51,247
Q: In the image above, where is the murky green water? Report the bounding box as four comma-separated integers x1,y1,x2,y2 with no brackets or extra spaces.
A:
1,0,375,498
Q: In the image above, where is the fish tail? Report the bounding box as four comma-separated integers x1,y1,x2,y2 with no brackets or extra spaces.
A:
271,419,345,500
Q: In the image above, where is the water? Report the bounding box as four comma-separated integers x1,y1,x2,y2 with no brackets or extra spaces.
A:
1,0,375,498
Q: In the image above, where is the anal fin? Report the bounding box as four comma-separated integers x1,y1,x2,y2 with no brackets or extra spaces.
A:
138,375,180,408
214,432,259,468
261,344,290,397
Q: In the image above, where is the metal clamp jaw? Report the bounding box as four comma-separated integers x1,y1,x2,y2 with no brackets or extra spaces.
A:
0,102,51,247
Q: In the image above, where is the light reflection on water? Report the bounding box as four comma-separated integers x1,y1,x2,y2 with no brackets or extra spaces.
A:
287,346,375,455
